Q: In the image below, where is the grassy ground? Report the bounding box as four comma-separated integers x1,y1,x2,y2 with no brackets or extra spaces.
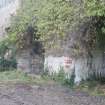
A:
0,70,52,85
73,80,105,96
0,70,105,96
38,71,105,96
0,71,105,105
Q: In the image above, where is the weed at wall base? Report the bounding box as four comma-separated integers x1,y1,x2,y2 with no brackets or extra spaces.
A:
43,66,75,87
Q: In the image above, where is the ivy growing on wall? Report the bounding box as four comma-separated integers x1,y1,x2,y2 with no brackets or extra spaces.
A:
7,0,105,53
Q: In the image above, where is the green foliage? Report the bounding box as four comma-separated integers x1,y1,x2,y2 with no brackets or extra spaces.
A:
66,71,75,87
36,0,75,38
0,58,17,72
10,0,76,44
0,40,8,57
0,39,17,71
8,0,105,51
84,0,105,16
51,68,65,82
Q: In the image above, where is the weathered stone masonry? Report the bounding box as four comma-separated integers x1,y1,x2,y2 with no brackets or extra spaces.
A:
16,26,44,75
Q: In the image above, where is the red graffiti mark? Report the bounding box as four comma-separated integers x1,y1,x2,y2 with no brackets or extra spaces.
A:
64,57,72,64
64,57,72,68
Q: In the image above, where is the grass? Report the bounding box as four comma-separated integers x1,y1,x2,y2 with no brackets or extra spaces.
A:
0,70,51,85
42,69,75,88
1,70,105,96
73,80,105,96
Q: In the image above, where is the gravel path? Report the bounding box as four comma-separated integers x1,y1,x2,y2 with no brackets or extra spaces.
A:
0,83,105,105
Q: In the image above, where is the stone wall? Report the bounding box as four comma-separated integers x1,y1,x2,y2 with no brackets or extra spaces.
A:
17,48,44,75
45,56,75,79
16,25,45,75
46,51,105,84
74,50,105,82
45,18,105,84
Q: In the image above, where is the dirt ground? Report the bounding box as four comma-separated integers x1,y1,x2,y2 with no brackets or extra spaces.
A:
0,82,105,105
